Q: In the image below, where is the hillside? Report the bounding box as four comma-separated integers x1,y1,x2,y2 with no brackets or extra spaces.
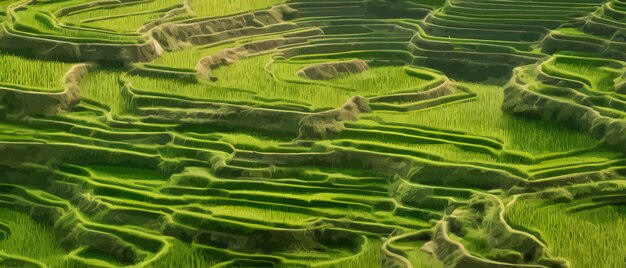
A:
0,0,624,267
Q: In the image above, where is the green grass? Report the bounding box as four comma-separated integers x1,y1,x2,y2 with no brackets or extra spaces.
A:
78,70,126,114
0,0,19,16
214,133,308,152
217,133,287,147
369,83,600,154
0,208,66,264
127,73,258,104
209,205,314,224
273,61,434,96
0,52,73,91
136,56,434,110
393,143,497,163
407,249,444,268
60,0,185,33
449,230,490,256
149,42,238,70
81,12,162,32
555,28,591,36
327,66,432,95
407,0,447,8
148,27,313,69
130,55,350,109
549,62,620,92
86,165,167,181
1,1,624,267
12,0,140,42
310,238,382,268
188,0,284,18
60,0,182,30
148,239,223,267
211,55,350,109
506,198,626,268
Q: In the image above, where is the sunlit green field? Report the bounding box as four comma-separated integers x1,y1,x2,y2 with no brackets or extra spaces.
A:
0,0,624,267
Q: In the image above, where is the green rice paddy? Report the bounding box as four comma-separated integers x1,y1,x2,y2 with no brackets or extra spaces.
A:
0,0,624,267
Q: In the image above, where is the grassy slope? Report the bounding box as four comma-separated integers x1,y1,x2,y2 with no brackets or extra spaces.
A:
188,0,285,18
59,0,182,32
0,52,74,92
130,55,435,110
0,0,625,267
369,83,600,154
506,199,626,268
0,208,66,264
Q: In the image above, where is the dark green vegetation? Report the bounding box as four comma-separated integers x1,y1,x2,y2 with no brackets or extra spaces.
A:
0,0,624,267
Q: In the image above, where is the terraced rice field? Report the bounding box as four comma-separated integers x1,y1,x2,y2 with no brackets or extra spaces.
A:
0,0,624,267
